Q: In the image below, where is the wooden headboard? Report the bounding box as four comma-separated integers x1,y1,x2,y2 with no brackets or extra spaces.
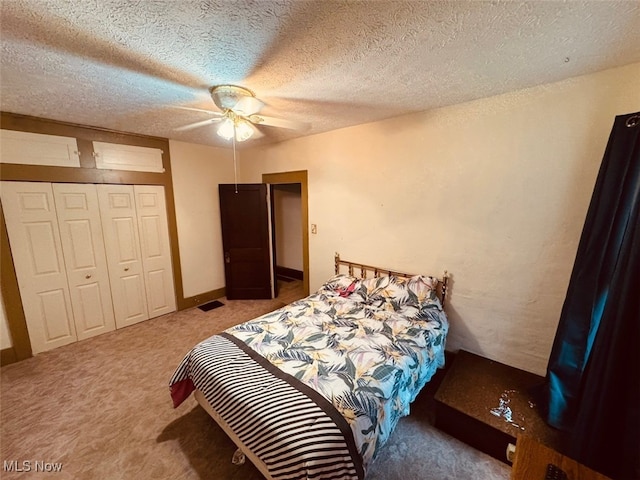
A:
334,252,449,308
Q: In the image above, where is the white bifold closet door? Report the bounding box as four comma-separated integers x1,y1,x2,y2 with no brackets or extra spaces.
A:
97,184,175,328
133,185,176,318
0,182,105,354
97,184,148,328
1,181,176,354
52,183,116,340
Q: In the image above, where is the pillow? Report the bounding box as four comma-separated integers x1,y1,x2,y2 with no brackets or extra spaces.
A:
355,275,401,307
318,273,361,297
404,275,440,306
360,275,440,310
320,273,441,309
358,275,393,297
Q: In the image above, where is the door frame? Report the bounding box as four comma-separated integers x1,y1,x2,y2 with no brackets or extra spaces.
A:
262,170,309,297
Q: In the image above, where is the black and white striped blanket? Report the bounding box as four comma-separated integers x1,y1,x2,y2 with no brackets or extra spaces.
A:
170,333,365,480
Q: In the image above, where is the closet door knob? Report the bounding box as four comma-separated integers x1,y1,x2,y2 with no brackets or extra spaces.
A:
124,267,129,272
85,274,92,279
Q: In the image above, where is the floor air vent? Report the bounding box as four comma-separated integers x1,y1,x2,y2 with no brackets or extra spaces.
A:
198,300,224,312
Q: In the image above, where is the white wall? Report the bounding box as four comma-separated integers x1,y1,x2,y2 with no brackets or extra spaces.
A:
169,140,236,297
273,185,303,271
240,63,640,375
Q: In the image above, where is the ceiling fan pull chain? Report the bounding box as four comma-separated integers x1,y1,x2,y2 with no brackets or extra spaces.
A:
233,122,238,193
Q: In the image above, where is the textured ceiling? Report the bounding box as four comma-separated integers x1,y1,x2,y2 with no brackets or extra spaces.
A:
1,0,640,147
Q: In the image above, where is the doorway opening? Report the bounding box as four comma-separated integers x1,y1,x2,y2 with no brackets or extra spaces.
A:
262,171,309,299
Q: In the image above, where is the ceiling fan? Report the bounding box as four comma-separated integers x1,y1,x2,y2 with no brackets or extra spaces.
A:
175,85,308,142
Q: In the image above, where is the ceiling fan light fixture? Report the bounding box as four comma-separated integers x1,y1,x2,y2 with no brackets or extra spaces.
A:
216,118,235,140
210,85,255,110
176,84,301,140
216,117,253,142
235,119,254,141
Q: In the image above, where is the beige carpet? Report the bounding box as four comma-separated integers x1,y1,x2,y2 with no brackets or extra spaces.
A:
1,284,510,480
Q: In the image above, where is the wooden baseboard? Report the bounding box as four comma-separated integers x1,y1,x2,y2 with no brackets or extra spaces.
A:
276,266,303,280
1,347,18,366
178,287,226,310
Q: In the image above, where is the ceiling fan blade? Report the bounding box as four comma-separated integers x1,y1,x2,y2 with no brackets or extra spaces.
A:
233,96,265,116
171,105,224,116
175,117,223,131
248,114,310,131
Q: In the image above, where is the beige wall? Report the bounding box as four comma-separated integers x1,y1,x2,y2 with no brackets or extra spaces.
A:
169,140,235,297
240,62,640,375
273,185,303,272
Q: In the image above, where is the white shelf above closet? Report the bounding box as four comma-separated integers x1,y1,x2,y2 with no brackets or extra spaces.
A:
0,130,80,167
93,141,164,172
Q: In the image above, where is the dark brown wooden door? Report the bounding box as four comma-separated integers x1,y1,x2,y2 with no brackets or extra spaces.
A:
219,184,273,299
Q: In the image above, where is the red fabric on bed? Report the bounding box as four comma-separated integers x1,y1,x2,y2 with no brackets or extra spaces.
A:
170,378,195,408
336,281,357,297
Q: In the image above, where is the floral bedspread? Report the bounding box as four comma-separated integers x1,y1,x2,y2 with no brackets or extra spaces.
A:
226,274,449,470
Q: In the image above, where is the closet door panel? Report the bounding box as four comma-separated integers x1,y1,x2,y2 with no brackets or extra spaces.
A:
134,185,176,318
0,181,77,353
97,184,149,328
77,284,109,330
53,184,116,340
122,275,148,318
39,289,74,340
113,217,138,261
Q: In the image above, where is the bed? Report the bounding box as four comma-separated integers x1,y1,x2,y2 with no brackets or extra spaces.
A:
170,253,449,479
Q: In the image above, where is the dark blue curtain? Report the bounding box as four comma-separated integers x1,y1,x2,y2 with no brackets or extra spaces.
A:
545,111,640,479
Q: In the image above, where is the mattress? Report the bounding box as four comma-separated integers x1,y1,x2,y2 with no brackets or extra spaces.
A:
170,273,449,479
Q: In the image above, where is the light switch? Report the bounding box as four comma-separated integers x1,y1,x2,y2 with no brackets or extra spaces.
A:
311,224,317,234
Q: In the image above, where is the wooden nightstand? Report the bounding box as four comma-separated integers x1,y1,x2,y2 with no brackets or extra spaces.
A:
434,350,561,463
511,435,612,480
